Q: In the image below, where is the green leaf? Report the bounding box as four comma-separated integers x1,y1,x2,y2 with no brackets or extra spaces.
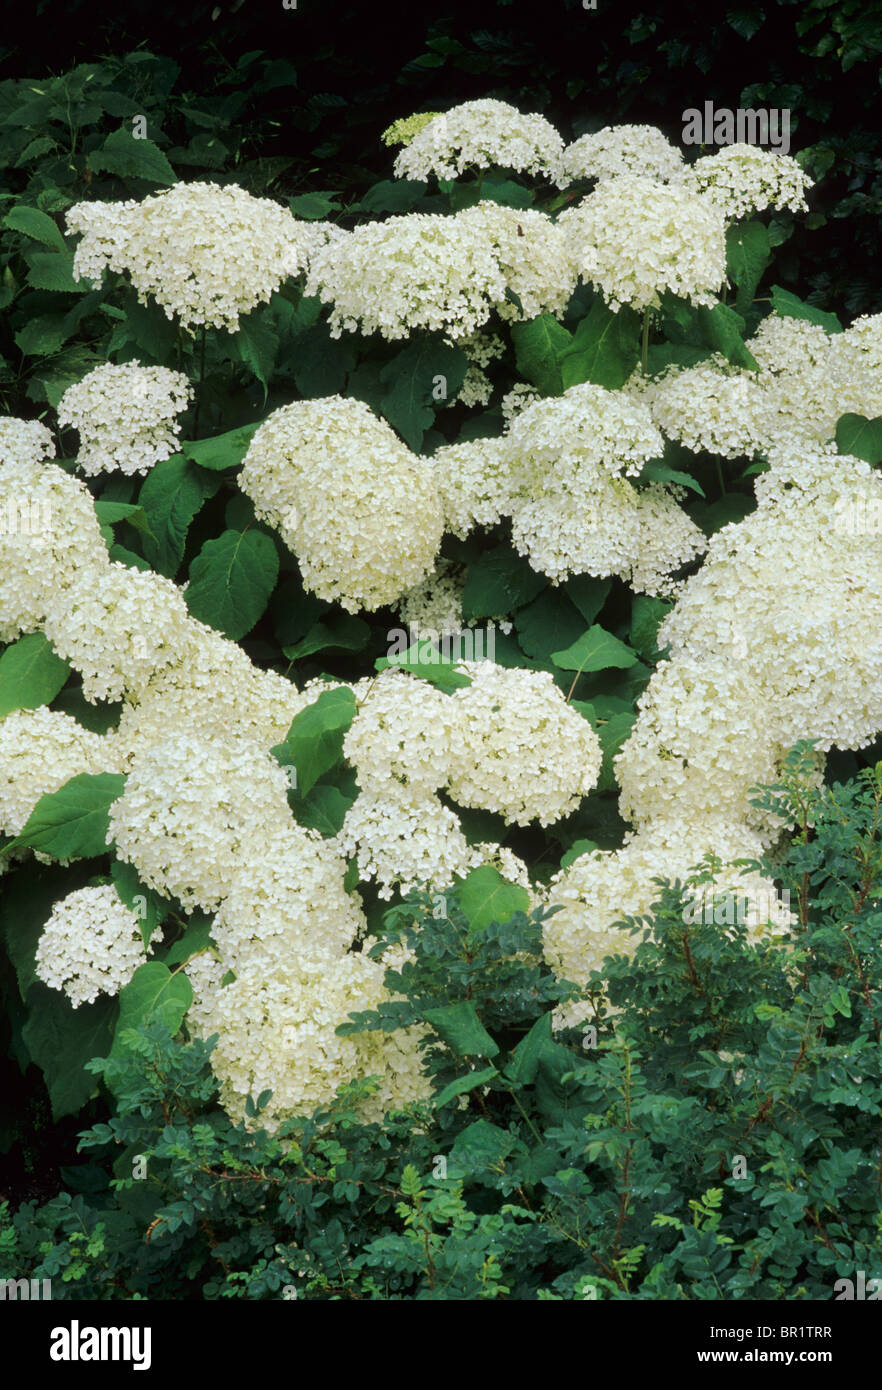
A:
163,916,214,967
185,529,279,640
559,300,641,389
110,861,168,947
480,178,534,210
640,460,705,496
379,338,468,450
462,543,546,619
563,575,612,626
8,772,127,862
236,312,278,399
376,640,473,690
293,784,356,837
283,611,371,660
449,1118,516,1171
94,500,155,541
835,413,882,465
769,285,842,333
0,633,69,717
504,1013,553,1086
434,1065,499,1110
454,864,529,932
87,128,177,187
138,454,221,577
289,192,340,219
15,312,71,357
271,687,357,797
424,1001,500,1058
181,421,262,471
22,986,116,1120
25,251,88,294
356,180,428,214
514,589,587,662
726,220,771,316
3,204,66,251
560,838,599,870
510,314,573,396
694,303,759,370
111,962,193,1059
630,595,673,663
551,625,639,674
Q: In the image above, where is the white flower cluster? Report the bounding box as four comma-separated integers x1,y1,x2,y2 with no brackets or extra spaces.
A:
501,383,705,594
395,560,467,639
305,203,575,341
0,707,120,837
35,885,160,1008
560,174,727,312
186,949,430,1130
429,436,514,538
392,99,565,184
338,785,477,900
108,732,295,911
680,143,812,221
637,355,770,459
447,662,603,826
0,418,55,468
344,669,457,794
58,362,192,476
239,397,443,612
67,182,315,332
562,124,684,185
0,456,107,643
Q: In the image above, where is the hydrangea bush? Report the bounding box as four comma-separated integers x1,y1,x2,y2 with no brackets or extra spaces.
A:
2,98,882,1152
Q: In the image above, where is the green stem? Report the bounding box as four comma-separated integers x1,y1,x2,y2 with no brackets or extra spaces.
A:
193,326,207,438
641,308,651,373
716,459,726,497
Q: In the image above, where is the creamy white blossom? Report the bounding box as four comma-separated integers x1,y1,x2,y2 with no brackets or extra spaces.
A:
58,362,192,476
392,99,565,184
35,884,160,1008
680,143,812,221
562,124,685,185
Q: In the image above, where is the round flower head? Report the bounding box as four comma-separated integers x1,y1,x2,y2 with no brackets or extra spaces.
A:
392,99,565,183
186,950,430,1130
343,667,457,795
67,182,316,332
58,362,192,476
108,732,295,911
680,143,812,221
505,380,665,487
559,174,727,312
429,436,515,538
561,124,685,185
337,784,476,899
0,460,107,643
239,397,443,612
642,356,769,459
0,418,56,469
43,561,201,703
395,559,466,638
446,662,603,826
35,884,160,1008
0,707,121,838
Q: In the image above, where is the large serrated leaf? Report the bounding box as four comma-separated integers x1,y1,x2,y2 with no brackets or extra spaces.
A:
185,529,279,640
8,772,127,862
0,633,69,717
271,687,357,796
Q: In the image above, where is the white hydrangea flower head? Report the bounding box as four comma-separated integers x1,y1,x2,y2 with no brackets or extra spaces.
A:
209,827,365,978
0,418,56,468
0,460,107,643
58,362,192,476
307,201,575,343
643,356,769,458
67,182,315,332
542,822,792,990
559,174,727,312
395,559,466,638
680,143,813,221
112,623,309,762
35,884,160,1008
561,124,685,185
43,561,200,703
392,99,565,184
455,365,494,408
454,329,506,368
337,784,475,899
504,381,665,487
108,733,295,911
186,951,431,1130
344,668,457,795
0,708,121,837
445,662,602,826
509,470,705,595
429,436,514,537
239,397,443,612
456,203,578,324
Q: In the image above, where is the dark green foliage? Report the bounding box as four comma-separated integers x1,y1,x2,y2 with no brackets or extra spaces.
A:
4,748,882,1299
